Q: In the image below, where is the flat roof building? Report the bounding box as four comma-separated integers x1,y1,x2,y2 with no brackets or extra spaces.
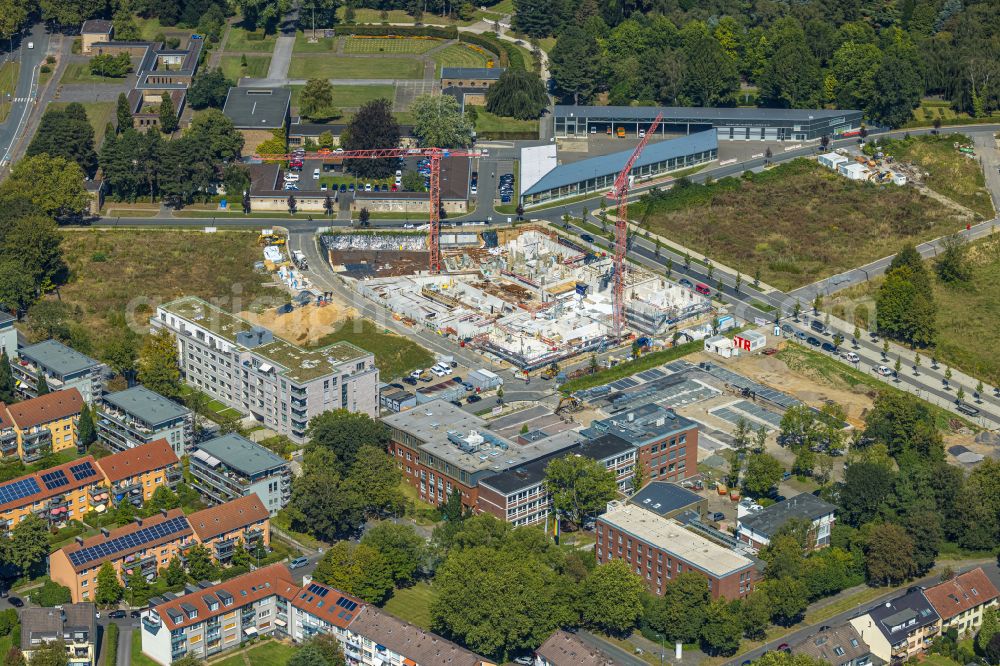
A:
20,603,97,665
521,130,717,206
12,340,106,403
628,481,706,520
552,105,863,141
440,67,505,88
737,493,836,552
153,297,378,443
223,87,292,154
189,434,291,515
97,386,194,455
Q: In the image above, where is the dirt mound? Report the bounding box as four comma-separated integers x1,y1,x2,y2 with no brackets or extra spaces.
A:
242,301,359,346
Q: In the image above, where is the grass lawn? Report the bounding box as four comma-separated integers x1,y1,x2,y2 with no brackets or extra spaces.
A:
59,61,129,85
559,338,704,394
272,508,324,549
876,133,994,219
383,581,436,630
919,655,964,666
57,229,281,357
311,318,434,380
337,7,473,25
293,32,338,53
343,36,443,54
131,630,159,666
431,44,490,75
0,61,19,123
244,640,297,664
290,83,394,111
536,36,557,53
633,159,967,291
905,99,1000,129
287,55,423,79
474,109,538,135
219,55,271,80
47,101,116,145
225,27,279,52
178,386,244,422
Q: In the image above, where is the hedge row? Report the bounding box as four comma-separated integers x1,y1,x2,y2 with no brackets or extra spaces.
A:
457,32,507,66
334,24,458,38
106,623,119,666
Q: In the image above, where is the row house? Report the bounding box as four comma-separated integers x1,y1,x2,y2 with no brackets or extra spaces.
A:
97,386,194,456
923,568,999,635
11,340,106,403
141,565,492,666
50,494,270,602
1,389,83,463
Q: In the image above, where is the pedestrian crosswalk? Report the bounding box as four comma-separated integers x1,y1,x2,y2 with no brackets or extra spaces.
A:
11,97,33,103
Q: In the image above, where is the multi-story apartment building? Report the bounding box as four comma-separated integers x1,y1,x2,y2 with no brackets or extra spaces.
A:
0,312,15,360
923,568,999,635
152,297,378,443
142,565,492,666
0,406,17,459
849,589,941,664
596,492,757,600
791,624,876,666
187,494,270,564
19,603,97,665
50,495,271,602
1,389,83,462
11,340,106,403
737,493,837,552
384,400,575,510
189,433,291,515
94,438,182,509
535,629,616,666
51,508,196,602
0,456,106,532
582,403,698,484
477,433,635,527
97,386,194,455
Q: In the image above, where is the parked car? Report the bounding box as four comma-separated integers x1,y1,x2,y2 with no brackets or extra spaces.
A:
806,336,821,347
709,511,725,522
289,556,309,570
402,376,417,386
841,350,860,363
320,183,327,191
339,184,346,192
810,319,826,334
313,168,320,179
955,401,980,416
821,341,837,353
8,597,22,608
130,610,142,619
678,278,693,288
466,394,482,404
794,330,807,341
875,365,893,377
580,233,595,243
109,610,127,619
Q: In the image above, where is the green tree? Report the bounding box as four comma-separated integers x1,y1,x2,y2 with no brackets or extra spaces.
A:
401,170,425,192
34,580,71,607
8,514,49,575
287,646,329,666
410,95,472,148
755,653,829,666
348,445,405,517
138,329,181,399
864,523,917,585
301,634,346,666
126,569,152,607
313,541,394,604
759,29,821,108
35,374,49,396
3,214,67,294
0,351,14,404
763,576,808,626
681,23,739,106
838,462,896,527
307,410,388,472
544,455,617,527
699,599,742,656
162,556,187,587
580,560,645,635
360,522,427,585
89,53,131,78
300,78,340,122
186,544,220,582
1,154,90,220
27,104,98,176
24,640,67,666
644,572,710,643
549,25,602,105
935,234,971,284
288,469,365,542
341,99,400,179
229,0,290,30
188,69,235,110
742,453,784,497
867,46,922,128
77,403,96,449
863,390,943,461
977,608,999,654
0,0,29,42
0,261,36,315
485,68,550,120
158,92,178,134
95,562,124,606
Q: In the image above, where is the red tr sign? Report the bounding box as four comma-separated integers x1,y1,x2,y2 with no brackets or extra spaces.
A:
733,335,752,351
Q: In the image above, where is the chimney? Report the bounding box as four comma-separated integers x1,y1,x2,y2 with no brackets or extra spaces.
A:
75,536,84,546
161,508,168,518
136,518,143,527
100,528,110,537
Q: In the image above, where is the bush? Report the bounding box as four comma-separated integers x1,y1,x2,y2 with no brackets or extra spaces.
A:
35,580,72,607
0,609,17,636
221,565,250,581
45,55,56,64
457,33,504,65
105,623,119,666
166,37,181,49
91,252,107,262
40,65,51,73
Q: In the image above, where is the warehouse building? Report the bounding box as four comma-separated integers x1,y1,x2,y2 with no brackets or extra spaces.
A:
552,105,863,141
520,130,718,206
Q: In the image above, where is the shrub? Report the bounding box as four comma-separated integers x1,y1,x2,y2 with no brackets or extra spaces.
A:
40,65,51,73
106,623,119,666
91,252,107,262
35,580,72,607
45,55,56,64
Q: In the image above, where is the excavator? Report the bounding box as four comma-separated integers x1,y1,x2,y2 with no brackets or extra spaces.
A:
258,232,286,246
555,396,582,415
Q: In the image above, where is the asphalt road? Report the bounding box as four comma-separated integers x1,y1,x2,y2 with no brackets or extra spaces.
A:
0,24,48,167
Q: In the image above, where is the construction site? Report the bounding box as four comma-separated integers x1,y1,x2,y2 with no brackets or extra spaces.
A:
324,225,715,370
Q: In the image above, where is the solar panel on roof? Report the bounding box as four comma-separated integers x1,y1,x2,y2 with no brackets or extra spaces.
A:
307,583,329,597
70,462,97,481
0,477,42,505
41,470,69,490
336,597,358,611
68,516,189,568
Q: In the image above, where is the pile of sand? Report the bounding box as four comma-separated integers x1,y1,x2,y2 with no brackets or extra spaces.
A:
242,300,359,346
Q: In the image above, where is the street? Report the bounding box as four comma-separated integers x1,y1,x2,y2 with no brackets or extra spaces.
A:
0,24,48,168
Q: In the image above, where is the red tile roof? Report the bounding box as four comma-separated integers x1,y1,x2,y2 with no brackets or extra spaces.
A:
5,389,83,429
57,508,193,572
292,579,365,629
0,404,13,430
95,439,179,483
153,563,294,630
187,494,269,542
0,455,101,514
924,567,1000,621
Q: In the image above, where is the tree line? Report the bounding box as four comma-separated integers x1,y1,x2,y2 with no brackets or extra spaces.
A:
526,0,1000,127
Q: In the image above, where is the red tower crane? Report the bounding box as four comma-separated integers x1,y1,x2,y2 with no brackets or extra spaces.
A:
253,147,484,273
605,112,664,338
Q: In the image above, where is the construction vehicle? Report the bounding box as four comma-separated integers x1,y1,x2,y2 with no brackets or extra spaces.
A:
258,231,286,246
616,127,626,138
555,396,582,414
541,363,560,380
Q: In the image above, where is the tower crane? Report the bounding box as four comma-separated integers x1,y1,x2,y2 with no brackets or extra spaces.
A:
253,146,485,273
605,112,663,338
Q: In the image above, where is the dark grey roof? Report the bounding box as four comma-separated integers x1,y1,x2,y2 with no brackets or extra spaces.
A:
792,624,877,665
102,386,190,425
523,130,717,196
195,433,288,477
20,603,96,651
738,493,836,538
866,589,939,643
0,312,14,327
628,482,702,517
554,104,862,122
583,402,697,448
441,67,505,80
574,433,634,461
223,87,291,129
20,339,102,377
81,19,113,34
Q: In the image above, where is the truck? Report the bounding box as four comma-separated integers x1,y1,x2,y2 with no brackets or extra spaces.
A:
541,363,560,380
